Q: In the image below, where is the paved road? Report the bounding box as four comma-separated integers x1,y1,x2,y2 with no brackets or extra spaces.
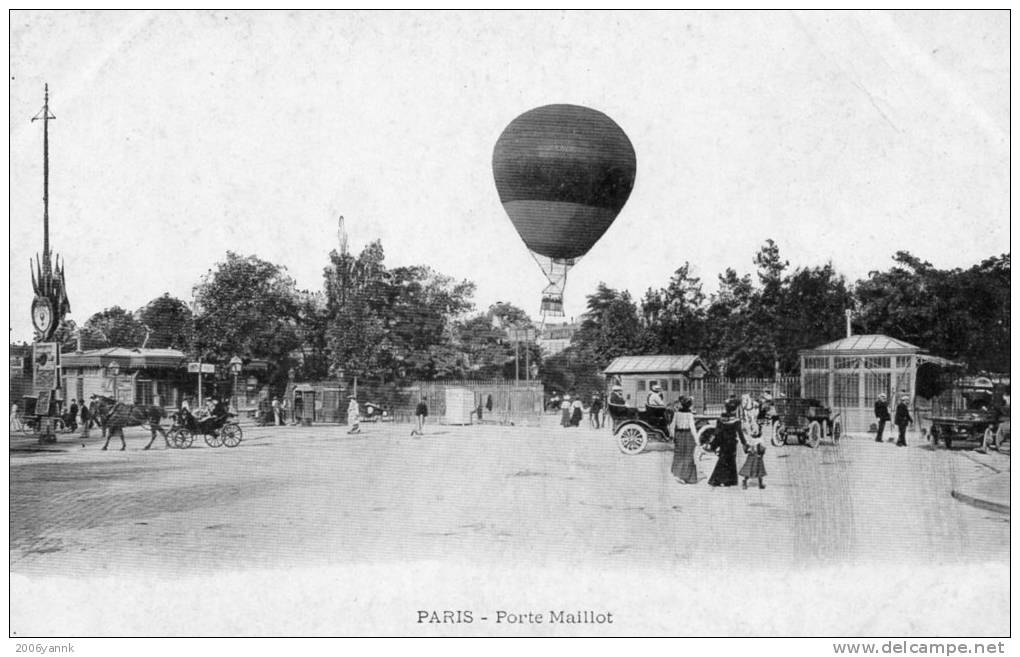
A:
9,418,1010,636
10,418,1008,575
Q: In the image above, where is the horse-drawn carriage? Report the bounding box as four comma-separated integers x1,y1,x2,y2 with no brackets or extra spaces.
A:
764,398,842,448
167,409,243,448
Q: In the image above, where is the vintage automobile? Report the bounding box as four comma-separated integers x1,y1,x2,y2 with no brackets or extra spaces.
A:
765,398,842,448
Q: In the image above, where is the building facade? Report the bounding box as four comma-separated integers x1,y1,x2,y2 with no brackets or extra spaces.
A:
603,354,709,408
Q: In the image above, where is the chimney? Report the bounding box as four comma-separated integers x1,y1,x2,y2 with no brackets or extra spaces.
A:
845,309,852,338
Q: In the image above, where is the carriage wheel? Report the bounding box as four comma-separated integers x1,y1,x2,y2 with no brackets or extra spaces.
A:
767,421,784,447
995,425,1007,446
983,426,995,449
205,432,224,448
807,421,822,448
221,423,243,448
175,428,195,449
831,420,843,445
616,424,648,455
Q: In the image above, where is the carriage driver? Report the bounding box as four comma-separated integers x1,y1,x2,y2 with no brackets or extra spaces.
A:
197,396,229,434
646,381,671,437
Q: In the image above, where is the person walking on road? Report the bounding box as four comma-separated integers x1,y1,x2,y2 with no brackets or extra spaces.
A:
272,396,281,426
894,395,913,447
589,393,603,429
560,394,572,428
570,393,584,427
671,396,698,484
347,395,361,434
708,398,747,487
874,393,891,443
412,395,428,437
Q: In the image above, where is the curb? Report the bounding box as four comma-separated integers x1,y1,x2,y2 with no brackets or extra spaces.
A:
951,473,1010,514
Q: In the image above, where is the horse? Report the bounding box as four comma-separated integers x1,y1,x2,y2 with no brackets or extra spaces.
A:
89,395,168,451
738,393,762,438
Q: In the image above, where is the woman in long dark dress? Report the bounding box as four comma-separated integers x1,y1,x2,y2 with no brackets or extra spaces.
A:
708,398,747,487
671,396,698,484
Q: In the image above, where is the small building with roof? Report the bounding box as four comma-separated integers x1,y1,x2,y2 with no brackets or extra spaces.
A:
798,334,953,432
603,354,709,408
60,347,191,407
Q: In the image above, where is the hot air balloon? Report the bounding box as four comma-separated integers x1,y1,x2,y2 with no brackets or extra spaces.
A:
492,104,637,322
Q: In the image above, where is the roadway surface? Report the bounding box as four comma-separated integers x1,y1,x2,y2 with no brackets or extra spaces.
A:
9,416,1010,636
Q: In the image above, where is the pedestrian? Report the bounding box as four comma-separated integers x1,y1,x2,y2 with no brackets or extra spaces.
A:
708,398,747,487
78,399,90,438
894,395,913,447
412,395,428,437
66,399,78,432
671,396,698,484
293,393,304,426
570,394,584,427
347,395,361,434
281,397,290,425
560,394,572,428
874,393,891,443
589,393,603,429
272,396,281,426
739,435,767,490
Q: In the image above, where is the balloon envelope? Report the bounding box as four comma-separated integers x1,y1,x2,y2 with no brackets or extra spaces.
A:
493,104,636,261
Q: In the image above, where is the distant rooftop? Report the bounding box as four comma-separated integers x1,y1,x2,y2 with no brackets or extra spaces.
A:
604,354,707,375
800,334,922,355
61,347,187,369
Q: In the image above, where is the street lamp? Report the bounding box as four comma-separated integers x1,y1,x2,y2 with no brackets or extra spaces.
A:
229,356,243,413
109,362,120,402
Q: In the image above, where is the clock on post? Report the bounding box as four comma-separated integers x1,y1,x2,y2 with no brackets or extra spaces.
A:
29,84,70,344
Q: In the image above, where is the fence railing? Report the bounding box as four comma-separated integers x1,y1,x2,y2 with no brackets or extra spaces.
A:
698,376,800,413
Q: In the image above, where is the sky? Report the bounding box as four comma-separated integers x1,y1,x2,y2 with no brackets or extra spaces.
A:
9,10,1010,343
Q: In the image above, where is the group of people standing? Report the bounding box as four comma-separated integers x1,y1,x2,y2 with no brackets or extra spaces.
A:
873,393,913,446
669,394,766,489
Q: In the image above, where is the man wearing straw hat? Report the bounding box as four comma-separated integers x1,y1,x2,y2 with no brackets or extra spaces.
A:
874,393,891,443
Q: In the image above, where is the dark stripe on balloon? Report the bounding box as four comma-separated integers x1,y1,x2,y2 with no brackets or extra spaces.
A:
502,200,619,260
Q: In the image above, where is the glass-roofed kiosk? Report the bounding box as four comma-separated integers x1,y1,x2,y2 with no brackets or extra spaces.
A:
798,334,950,434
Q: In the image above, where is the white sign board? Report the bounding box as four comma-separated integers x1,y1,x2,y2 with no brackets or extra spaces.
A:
187,362,216,374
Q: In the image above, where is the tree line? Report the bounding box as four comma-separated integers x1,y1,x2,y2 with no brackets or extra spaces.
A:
29,238,1008,394
542,241,1009,394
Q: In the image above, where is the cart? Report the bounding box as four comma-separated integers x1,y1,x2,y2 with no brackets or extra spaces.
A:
15,394,69,443
167,410,243,448
925,411,1004,450
766,398,842,448
923,380,1010,450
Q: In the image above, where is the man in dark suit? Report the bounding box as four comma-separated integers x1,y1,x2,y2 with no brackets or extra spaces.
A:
894,395,913,447
874,393,891,443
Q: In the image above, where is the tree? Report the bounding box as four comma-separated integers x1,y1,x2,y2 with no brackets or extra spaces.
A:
322,240,390,383
137,293,194,350
192,252,303,385
81,306,147,349
640,263,707,355
855,252,1010,372
457,302,536,380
